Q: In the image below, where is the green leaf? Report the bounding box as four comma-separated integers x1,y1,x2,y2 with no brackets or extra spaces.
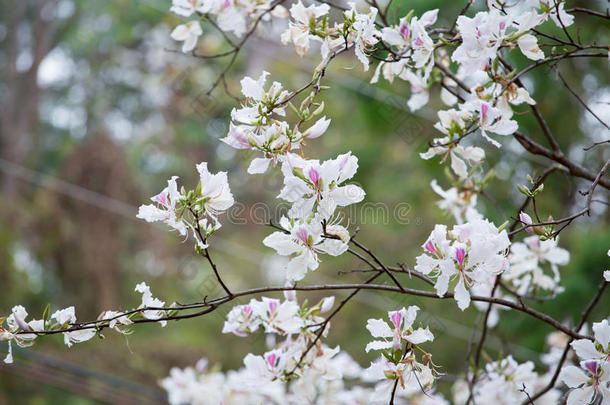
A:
42,304,50,325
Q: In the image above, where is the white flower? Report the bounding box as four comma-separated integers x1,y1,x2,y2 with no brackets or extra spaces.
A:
421,138,485,179
525,0,574,28
243,349,289,381
170,21,203,53
278,151,365,219
363,357,436,403
304,116,331,139
222,301,262,337
452,11,510,74
349,6,379,72
430,180,483,224
571,320,610,362
281,1,330,56
170,0,206,17
101,311,132,332
196,162,234,218
250,297,304,335
506,235,569,294
135,282,167,327
137,176,187,235
415,219,510,310
518,33,545,60
263,216,348,282
464,100,518,147
560,362,610,405
465,355,554,405
52,307,77,325
51,307,95,347
365,306,434,353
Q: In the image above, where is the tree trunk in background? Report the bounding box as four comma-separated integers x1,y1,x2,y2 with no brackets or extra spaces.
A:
0,0,57,199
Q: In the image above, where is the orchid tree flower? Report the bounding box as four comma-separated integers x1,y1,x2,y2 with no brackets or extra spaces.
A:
365,306,434,352
416,219,510,310
430,180,483,225
137,176,187,235
560,361,610,405
135,282,169,327
281,1,330,56
506,235,570,295
51,307,96,347
170,21,203,53
263,216,348,282
250,297,304,335
278,151,365,219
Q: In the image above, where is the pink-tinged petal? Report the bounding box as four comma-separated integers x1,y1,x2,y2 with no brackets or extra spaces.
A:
390,311,402,330
266,352,277,368
424,240,437,255
455,248,466,268
583,360,598,375
400,25,409,39
268,300,278,315
153,191,169,207
480,102,489,122
519,211,534,234
308,167,320,186
295,227,309,245
221,123,252,149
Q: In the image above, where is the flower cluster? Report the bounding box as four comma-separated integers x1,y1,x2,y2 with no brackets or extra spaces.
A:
505,234,570,295
415,220,510,310
259,151,364,282
169,0,283,51
221,71,331,174
560,319,610,404
136,161,234,249
363,306,440,403
161,304,443,404
452,355,560,404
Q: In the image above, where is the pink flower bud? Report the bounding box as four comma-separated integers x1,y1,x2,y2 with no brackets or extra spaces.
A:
519,211,534,235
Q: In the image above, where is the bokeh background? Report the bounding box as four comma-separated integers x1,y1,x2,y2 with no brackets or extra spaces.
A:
0,0,609,403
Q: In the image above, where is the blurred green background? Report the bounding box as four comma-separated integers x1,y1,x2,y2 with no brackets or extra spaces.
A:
0,0,608,403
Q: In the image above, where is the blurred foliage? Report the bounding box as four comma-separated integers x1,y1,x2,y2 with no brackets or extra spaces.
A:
0,0,608,403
